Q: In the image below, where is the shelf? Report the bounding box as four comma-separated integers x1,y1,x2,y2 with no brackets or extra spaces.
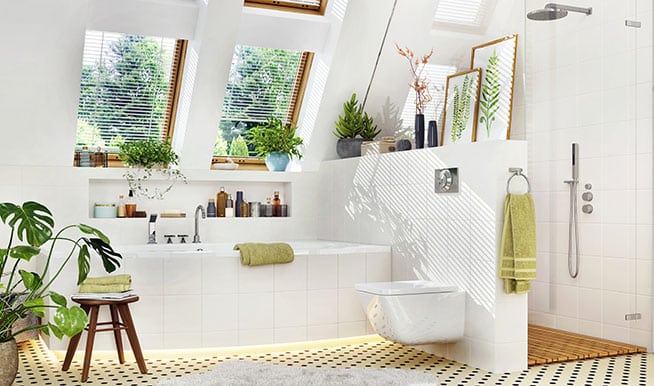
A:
80,167,301,183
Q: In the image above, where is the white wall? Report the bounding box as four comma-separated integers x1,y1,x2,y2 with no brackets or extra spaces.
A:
318,141,529,373
522,0,654,349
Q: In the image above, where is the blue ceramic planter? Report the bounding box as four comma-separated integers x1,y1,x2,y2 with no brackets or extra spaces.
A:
265,151,290,171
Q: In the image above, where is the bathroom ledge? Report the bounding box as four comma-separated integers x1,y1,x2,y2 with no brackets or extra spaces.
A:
77,167,307,183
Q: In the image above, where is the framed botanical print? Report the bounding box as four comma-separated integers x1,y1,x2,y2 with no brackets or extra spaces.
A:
470,34,518,141
441,68,482,146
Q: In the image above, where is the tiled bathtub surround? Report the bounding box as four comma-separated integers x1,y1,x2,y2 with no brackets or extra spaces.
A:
319,141,529,372
522,0,654,349
43,241,391,351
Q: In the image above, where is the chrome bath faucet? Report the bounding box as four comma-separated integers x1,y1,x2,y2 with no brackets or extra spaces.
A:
193,205,206,243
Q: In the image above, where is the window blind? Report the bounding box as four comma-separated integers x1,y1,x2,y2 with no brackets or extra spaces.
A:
76,31,180,149
400,64,457,128
433,0,489,27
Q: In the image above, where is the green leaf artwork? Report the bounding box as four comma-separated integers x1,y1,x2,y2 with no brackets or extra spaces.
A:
479,49,501,138
450,74,474,142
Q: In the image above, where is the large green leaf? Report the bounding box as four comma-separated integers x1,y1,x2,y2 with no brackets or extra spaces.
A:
77,244,90,285
22,297,45,318
0,202,54,247
53,305,88,337
77,224,110,244
81,238,122,274
49,291,67,307
19,270,42,291
9,245,41,261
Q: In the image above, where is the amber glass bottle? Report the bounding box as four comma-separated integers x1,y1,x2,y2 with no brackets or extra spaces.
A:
216,187,228,217
272,191,281,217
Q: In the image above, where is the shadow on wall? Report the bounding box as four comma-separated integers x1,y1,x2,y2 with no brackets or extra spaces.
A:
341,148,498,315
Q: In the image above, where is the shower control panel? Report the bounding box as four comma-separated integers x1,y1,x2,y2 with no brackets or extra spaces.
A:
582,183,593,214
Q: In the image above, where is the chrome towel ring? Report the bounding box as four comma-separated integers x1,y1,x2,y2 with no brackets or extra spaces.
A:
507,168,531,194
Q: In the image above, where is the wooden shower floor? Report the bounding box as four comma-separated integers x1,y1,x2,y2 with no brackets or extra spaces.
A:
528,324,647,366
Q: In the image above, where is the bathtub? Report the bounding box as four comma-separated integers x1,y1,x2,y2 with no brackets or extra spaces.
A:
46,240,391,351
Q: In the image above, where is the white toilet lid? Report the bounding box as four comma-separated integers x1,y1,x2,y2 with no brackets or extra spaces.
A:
355,280,458,296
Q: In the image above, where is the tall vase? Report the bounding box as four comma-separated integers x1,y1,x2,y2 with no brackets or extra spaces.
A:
0,339,18,386
414,114,425,149
427,120,438,147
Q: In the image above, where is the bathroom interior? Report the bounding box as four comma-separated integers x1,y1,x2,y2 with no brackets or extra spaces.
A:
0,0,652,384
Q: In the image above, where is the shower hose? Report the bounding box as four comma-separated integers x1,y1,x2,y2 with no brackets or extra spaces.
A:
567,180,580,278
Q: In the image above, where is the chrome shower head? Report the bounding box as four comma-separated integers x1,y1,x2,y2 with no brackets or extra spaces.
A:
527,3,592,21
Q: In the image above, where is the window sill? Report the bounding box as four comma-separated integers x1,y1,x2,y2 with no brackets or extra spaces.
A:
77,167,301,183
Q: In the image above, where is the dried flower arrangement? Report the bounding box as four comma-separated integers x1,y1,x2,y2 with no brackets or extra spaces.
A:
395,44,433,114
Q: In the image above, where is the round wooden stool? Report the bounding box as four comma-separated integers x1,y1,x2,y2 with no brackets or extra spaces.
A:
61,295,147,382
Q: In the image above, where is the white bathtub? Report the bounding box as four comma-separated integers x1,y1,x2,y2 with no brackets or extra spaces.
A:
46,240,391,351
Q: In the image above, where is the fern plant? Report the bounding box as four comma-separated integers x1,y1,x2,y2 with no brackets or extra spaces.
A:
479,49,501,138
450,74,474,142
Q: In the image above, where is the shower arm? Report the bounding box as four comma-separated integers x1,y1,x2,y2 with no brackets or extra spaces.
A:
545,3,592,15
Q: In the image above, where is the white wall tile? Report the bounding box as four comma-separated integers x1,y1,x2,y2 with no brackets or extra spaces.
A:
163,295,201,333
164,333,202,349
202,331,238,348
337,321,366,338
202,257,239,294
338,253,366,288
308,289,338,325
337,288,365,322
274,256,307,291
238,293,273,330
307,254,337,290
366,252,391,282
238,264,274,293
238,329,273,346
274,327,308,343
307,325,338,341
202,294,238,332
163,257,202,295
274,291,307,328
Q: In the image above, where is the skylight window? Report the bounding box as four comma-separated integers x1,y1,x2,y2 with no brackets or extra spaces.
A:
400,64,457,129
433,0,492,30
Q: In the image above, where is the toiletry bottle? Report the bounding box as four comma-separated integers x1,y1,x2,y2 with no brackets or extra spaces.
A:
216,187,228,217
207,199,216,217
125,190,137,218
239,201,249,217
235,191,244,217
272,191,281,217
225,194,234,217
117,194,126,218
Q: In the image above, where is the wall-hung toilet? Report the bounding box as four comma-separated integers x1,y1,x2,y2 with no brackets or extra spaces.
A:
355,280,465,345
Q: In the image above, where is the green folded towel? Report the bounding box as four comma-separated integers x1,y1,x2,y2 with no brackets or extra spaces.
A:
499,193,537,294
79,283,131,293
233,243,294,266
82,274,131,286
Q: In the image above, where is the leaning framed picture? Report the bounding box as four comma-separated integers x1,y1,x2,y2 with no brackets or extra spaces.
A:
470,34,518,141
441,68,482,146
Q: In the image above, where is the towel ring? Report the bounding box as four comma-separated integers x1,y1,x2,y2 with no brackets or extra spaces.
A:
507,168,531,194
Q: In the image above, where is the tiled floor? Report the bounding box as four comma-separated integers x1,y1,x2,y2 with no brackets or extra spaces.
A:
14,336,654,385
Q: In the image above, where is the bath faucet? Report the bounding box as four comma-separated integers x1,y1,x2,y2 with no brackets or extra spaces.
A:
193,205,206,243
147,214,158,244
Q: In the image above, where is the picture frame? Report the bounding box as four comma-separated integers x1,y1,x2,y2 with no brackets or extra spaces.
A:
470,34,518,141
441,68,482,146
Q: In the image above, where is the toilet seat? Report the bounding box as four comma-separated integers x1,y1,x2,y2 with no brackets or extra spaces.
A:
355,280,457,296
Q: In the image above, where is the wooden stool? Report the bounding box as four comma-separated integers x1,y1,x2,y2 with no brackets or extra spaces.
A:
62,295,148,382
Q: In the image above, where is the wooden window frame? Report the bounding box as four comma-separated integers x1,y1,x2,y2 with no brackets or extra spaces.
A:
74,39,188,168
212,51,314,170
244,0,327,16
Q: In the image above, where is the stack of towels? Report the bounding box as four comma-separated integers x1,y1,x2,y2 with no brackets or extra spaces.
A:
79,274,132,293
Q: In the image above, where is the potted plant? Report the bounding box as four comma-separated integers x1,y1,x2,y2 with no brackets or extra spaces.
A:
333,93,377,158
0,201,122,386
118,139,186,199
247,117,303,172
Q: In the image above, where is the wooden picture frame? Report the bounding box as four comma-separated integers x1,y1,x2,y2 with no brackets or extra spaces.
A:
441,68,482,146
470,34,518,141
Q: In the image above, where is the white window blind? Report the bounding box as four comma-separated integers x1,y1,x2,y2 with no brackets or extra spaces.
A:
433,0,489,27
216,45,308,157
76,31,178,148
400,64,457,127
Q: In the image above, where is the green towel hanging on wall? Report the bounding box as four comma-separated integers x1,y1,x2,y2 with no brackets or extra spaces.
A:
499,193,537,294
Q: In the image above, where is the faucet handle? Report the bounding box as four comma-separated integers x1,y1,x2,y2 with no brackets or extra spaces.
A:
164,234,175,244
177,234,188,244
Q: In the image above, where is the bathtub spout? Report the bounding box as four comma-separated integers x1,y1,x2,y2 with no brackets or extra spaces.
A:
193,205,206,243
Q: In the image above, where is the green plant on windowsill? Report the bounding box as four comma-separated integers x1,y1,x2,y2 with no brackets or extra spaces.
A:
0,201,122,385
247,117,303,171
118,139,187,199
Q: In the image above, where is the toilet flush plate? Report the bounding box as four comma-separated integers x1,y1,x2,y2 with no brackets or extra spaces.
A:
435,168,459,193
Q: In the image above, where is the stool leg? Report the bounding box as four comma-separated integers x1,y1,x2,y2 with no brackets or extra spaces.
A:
110,304,125,364
117,304,148,374
81,305,99,382
62,304,90,371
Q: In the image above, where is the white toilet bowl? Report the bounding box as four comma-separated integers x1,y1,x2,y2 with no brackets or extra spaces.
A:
355,280,465,345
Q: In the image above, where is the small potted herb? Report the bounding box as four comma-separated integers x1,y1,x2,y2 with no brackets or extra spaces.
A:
333,93,377,158
118,139,186,199
0,201,122,385
247,117,303,171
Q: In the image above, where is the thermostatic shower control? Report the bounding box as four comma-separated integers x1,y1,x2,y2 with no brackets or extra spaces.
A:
582,192,593,201
434,168,459,193
582,204,593,214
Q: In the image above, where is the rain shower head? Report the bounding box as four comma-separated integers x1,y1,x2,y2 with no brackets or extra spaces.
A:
527,3,592,21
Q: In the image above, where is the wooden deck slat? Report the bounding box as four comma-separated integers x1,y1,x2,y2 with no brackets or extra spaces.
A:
528,324,646,366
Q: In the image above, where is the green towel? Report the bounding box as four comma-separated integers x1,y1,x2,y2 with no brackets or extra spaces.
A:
79,283,131,293
499,193,537,294
233,243,294,266
82,274,131,286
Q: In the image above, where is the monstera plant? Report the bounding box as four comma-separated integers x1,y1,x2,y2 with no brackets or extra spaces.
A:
0,201,122,386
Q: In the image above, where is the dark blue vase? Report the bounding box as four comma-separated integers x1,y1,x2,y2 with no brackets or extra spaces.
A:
427,120,438,147
414,114,425,149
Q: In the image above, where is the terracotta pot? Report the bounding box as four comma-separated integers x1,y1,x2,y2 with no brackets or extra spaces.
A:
0,339,18,386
